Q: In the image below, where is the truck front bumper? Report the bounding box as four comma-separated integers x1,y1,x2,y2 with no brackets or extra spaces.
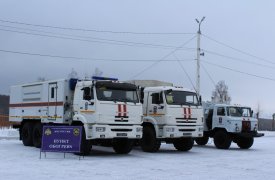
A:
162,125,204,138
85,124,142,140
237,131,264,138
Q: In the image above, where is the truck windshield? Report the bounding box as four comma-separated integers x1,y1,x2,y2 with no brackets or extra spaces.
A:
226,107,252,117
95,81,139,103
165,90,199,106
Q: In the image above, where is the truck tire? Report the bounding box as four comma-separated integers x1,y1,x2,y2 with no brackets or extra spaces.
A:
80,129,92,155
33,123,42,148
113,139,133,154
214,130,232,149
173,137,194,151
195,136,209,146
22,122,34,146
140,126,161,152
236,137,254,149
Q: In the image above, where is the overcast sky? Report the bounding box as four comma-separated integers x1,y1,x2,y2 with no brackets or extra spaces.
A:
0,0,275,117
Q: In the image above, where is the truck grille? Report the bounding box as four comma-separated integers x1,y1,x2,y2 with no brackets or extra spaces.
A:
175,117,197,124
242,121,251,132
179,129,196,132
114,116,129,122
111,129,132,132
176,120,196,124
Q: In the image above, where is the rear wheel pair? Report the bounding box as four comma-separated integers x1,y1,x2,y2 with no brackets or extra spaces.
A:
22,122,42,148
195,136,209,146
173,138,194,151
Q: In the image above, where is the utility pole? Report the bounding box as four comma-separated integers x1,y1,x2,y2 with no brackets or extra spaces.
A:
195,17,205,96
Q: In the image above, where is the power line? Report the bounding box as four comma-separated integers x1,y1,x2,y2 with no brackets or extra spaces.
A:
173,53,196,91
202,34,275,65
202,60,275,82
201,63,216,87
0,28,196,51
0,25,196,50
203,49,275,70
0,19,195,35
0,48,195,62
129,35,197,79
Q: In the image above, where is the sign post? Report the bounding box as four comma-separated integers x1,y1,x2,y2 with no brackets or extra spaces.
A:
40,126,82,158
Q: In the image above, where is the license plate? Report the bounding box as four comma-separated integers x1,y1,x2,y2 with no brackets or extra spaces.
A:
117,133,127,137
183,133,191,136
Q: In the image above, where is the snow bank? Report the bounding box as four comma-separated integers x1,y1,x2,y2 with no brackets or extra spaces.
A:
0,127,19,139
0,130,274,180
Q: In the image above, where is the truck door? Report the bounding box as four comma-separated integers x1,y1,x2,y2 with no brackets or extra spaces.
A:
48,83,58,120
148,91,165,124
79,86,95,115
214,107,226,127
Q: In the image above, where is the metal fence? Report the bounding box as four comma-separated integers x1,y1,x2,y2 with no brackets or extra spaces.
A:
0,114,12,127
258,118,275,131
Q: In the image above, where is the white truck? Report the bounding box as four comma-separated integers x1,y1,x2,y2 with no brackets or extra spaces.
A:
195,102,264,149
128,80,204,152
9,76,143,154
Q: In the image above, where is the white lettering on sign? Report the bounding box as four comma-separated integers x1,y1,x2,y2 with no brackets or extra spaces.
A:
54,139,69,143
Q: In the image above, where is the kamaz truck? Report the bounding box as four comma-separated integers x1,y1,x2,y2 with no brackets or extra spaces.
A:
195,102,264,149
128,80,204,152
9,76,143,154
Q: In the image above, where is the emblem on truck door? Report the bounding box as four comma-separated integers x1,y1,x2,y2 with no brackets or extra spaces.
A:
85,102,89,110
153,106,157,114
219,117,222,123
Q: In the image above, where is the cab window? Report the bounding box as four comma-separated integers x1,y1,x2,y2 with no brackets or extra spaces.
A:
151,92,163,104
83,87,94,100
217,107,225,116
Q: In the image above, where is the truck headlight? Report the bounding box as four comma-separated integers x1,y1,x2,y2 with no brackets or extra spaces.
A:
96,127,106,132
136,127,142,132
166,127,175,132
254,124,258,131
235,123,240,132
199,127,204,132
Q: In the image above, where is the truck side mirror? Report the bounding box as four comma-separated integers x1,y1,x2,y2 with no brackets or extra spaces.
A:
199,95,202,105
251,110,253,117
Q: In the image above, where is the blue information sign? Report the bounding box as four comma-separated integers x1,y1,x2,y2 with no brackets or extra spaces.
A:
41,126,82,153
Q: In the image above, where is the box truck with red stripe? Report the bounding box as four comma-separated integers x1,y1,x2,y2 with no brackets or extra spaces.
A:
128,80,204,152
195,102,264,149
9,77,143,154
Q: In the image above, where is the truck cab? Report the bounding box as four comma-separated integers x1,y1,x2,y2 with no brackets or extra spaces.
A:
72,78,143,154
140,86,204,152
195,102,264,149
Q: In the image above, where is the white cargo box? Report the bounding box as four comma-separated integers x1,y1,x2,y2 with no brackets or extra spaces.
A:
9,79,73,124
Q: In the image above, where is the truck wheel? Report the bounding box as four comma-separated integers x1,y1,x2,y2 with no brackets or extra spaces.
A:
80,129,92,155
214,130,232,149
173,137,194,151
140,126,161,152
237,137,254,149
33,123,42,148
113,139,133,154
195,136,209,146
22,122,34,146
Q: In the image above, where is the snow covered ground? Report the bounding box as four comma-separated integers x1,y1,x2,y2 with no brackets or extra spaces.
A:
0,129,274,180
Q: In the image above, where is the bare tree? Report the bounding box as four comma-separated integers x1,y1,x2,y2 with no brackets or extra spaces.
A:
211,80,231,104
